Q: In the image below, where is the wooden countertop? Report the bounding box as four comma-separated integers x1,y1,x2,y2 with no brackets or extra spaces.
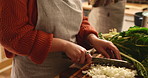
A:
82,2,148,16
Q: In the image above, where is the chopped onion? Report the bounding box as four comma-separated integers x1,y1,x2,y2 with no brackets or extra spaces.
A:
82,64,137,78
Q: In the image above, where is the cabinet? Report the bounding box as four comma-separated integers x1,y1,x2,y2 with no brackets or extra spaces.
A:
122,14,135,31
0,45,12,73
0,45,7,61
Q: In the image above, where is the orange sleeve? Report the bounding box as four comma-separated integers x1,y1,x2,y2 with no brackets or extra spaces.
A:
0,0,53,64
76,16,98,50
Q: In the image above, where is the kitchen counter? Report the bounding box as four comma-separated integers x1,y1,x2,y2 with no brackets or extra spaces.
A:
82,2,148,16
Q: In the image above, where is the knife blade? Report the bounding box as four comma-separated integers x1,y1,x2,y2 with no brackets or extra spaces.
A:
92,57,135,69
86,49,134,69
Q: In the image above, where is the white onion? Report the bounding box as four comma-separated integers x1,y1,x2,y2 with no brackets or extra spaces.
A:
82,64,137,78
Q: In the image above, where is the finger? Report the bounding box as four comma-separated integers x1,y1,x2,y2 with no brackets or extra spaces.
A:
85,53,92,64
79,51,86,64
71,57,78,63
75,51,83,63
106,48,115,59
110,50,115,59
114,50,121,60
71,54,80,63
98,48,110,58
109,45,121,60
96,54,104,58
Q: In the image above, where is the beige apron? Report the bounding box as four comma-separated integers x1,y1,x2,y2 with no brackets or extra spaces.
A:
88,0,126,33
11,0,83,78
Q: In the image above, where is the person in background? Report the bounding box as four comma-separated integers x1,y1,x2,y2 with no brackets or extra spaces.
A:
88,0,126,33
0,0,121,78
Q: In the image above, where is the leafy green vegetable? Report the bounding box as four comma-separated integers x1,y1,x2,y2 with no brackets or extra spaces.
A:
100,26,148,78
120,52,147,78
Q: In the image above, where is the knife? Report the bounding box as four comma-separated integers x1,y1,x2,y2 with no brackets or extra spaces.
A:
92,57,135,69
86,49,135,69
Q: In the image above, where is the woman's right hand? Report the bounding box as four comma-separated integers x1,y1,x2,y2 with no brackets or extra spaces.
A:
50,38,92,64
63,41,92,64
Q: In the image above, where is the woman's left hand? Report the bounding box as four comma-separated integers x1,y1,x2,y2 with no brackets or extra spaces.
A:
87,34,121,60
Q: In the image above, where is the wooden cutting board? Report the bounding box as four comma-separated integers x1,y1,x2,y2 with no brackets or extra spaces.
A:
59,63,143,78
59,53,107,78
58,52,142,78
59,53,103,78
59,63,91,78
58,57,143,78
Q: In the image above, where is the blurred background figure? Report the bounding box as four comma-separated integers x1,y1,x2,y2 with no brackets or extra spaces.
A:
88,0,126,33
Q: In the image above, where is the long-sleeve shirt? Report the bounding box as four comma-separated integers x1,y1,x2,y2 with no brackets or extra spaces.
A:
0,0,98,64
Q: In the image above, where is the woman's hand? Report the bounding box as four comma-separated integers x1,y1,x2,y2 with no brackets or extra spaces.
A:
87,34,121,59
63,42,92,64
50,38,92,64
